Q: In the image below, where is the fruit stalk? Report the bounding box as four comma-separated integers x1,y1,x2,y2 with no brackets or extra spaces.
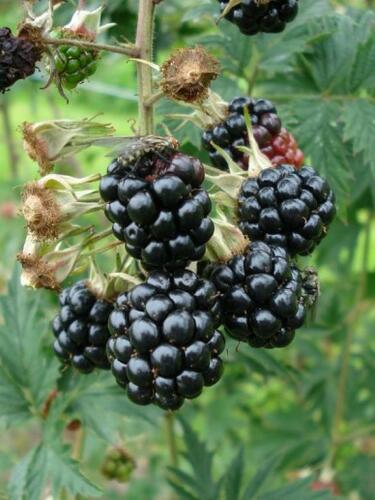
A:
135,0,156,135
165,412,178,467
43,36,139,58
325,211,372,471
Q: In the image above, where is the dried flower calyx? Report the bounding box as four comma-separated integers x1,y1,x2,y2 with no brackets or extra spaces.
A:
161,46,220,103
22,118,115,174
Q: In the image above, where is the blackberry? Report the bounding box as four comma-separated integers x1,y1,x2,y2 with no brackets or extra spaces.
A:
207,241,306,348
52,281,113,373
0,27,41,93
218,0,299,36
54,41,98,90
100,150,214,271
238,164,336,255
107,270,225,410
202,96,304,171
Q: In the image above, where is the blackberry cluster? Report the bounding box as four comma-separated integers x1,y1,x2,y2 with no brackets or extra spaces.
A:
0,27,41,93
207,241,306,348
107,270,225,410
218,0,299,36
100,151,214,270
54,42,97,90
52,281,113,373
202,96,304,171
238,164,336,255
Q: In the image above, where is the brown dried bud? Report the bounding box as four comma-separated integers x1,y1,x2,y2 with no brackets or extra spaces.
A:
17,252,60,291
161,46,220,103
22,182,61,241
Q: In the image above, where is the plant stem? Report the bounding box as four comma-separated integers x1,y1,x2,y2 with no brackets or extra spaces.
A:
43,36,139,58
0,94,19,179
165,412,178,467
325,211,372,470
135,0,156,135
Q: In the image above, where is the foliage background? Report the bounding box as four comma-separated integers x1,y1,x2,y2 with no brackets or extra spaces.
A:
0,0,374,498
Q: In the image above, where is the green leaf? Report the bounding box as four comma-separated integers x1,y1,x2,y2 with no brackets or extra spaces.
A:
342,99,375,175
47,443,101,497
8,446,46,500
8,441,101,499
241,454,282,500
291,99,351,208
171,418,221,500
259,478,334,500
224,448,244,500
0,268,59,422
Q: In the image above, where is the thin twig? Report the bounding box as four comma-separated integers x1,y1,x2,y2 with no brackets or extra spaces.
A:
144,90,164,107
325,211,373,470
43,36,140,58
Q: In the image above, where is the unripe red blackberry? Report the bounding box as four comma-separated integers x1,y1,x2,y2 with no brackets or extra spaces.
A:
238,164,336,255
218,0,299,36
52,281,113,373
0,27,41,93
107,270,225,410
206,241,306,348
202,96,304,171
100,147,214,271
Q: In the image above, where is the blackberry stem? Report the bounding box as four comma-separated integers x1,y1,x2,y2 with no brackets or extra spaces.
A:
324,211,372,472
135,0,156,135
165,412,179,467
43,37,139,58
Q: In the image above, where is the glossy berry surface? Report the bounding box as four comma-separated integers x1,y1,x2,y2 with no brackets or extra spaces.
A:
54,36,97,90
107,270,225,410
100,150,214,271
52,281,113,373
218,0,299,36
0,28,41,93
238,164,336,255
206,241,306,348
202,96,304,171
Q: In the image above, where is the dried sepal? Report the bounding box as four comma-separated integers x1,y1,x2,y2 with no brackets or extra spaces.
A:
206,218,248,263
22,118,115,175
21,176,102,241
161,46,220,103
22,182,61,240
17,236,83,291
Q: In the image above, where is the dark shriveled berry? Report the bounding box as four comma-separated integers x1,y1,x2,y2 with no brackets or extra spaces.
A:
52,281,113,373
107,270,225,409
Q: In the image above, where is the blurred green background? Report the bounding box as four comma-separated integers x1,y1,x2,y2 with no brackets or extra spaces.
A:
0,1,374,499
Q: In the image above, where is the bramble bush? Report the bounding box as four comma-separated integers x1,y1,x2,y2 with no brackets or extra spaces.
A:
0,0,374,498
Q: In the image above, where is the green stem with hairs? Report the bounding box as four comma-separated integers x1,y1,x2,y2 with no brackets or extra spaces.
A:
324,211,372,471
135,0,156,135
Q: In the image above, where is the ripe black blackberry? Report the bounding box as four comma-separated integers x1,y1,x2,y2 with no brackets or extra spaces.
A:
218,0,299,36
202,96,304,171
206,241,306,348
106,270,225,410
52,281,113,373
238,164,336,255
0,27,41,93
100,148,214,270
